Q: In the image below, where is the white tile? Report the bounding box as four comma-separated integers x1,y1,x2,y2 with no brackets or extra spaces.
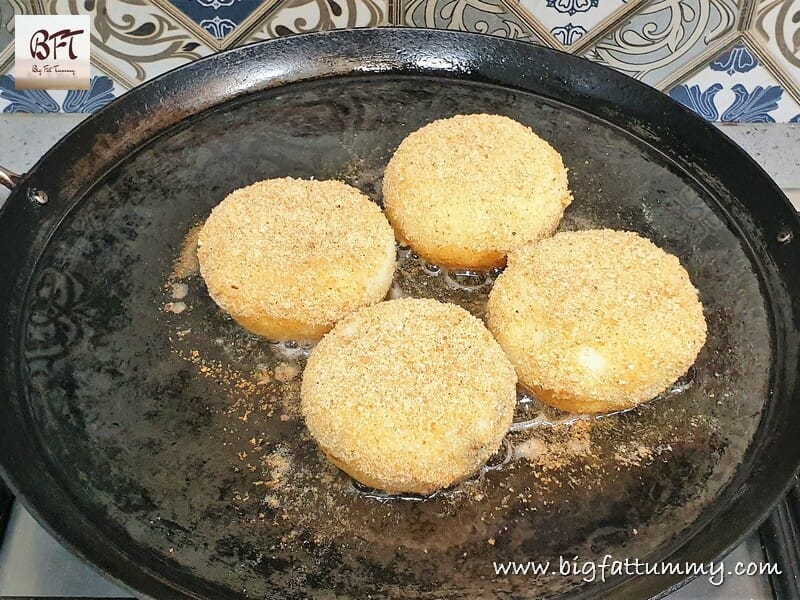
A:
247,0,388,40
752,0,800,92
398,0,543,41
585,0,740,87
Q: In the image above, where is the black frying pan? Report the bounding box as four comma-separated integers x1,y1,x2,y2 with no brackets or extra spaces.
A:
0,29,799,600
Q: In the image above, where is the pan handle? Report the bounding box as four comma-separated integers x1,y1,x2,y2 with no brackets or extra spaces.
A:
0,164,48,204
0,164,19,190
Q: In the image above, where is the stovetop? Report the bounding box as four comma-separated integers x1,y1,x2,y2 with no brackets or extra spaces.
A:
0,115,797,599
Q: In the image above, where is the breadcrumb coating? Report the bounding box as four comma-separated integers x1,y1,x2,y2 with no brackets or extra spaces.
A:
301,298,518,494
197,178,396,341
488,230,707,413
383,114,573,269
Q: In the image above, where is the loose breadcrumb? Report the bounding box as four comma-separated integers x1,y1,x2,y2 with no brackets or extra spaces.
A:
172,224,202,280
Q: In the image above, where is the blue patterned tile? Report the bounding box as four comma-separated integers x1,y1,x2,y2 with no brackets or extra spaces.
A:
15,0,800,116
710,44,759,76
61,76,117,112
0,74,119,113
720,84,783,123
166,0,265,40
0,75,60,113
669,42,800,123
669,83,722,121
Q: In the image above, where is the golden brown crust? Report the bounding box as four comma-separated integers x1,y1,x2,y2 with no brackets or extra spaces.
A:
197,178,396,341
487,230,707,414
301,298,517,494
383,114,573,269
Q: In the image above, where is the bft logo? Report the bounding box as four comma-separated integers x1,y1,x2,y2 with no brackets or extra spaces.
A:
15,15,90,90
29,28,84,61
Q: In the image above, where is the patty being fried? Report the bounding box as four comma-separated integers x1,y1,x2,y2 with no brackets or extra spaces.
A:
197,178,396,341
383,114,573,270
487,229,707,414
301,298,517,494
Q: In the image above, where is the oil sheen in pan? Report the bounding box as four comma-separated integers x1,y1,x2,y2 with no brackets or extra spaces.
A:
16,74,773,600
162,229,701,543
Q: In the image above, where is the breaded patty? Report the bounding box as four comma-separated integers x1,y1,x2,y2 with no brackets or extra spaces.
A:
301,298,517,494
383,114,573,270
487,230,707,414
197,178,396,341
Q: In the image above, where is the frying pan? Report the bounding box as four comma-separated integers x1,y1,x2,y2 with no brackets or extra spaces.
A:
0,28,799,600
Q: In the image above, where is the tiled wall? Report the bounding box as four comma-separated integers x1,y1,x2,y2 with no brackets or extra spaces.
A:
0,0,799,122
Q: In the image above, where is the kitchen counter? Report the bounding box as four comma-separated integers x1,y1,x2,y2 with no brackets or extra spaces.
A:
0,114,797,599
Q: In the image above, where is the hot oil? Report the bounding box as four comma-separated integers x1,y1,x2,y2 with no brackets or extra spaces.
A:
159,228,704,557
391,244,500,319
